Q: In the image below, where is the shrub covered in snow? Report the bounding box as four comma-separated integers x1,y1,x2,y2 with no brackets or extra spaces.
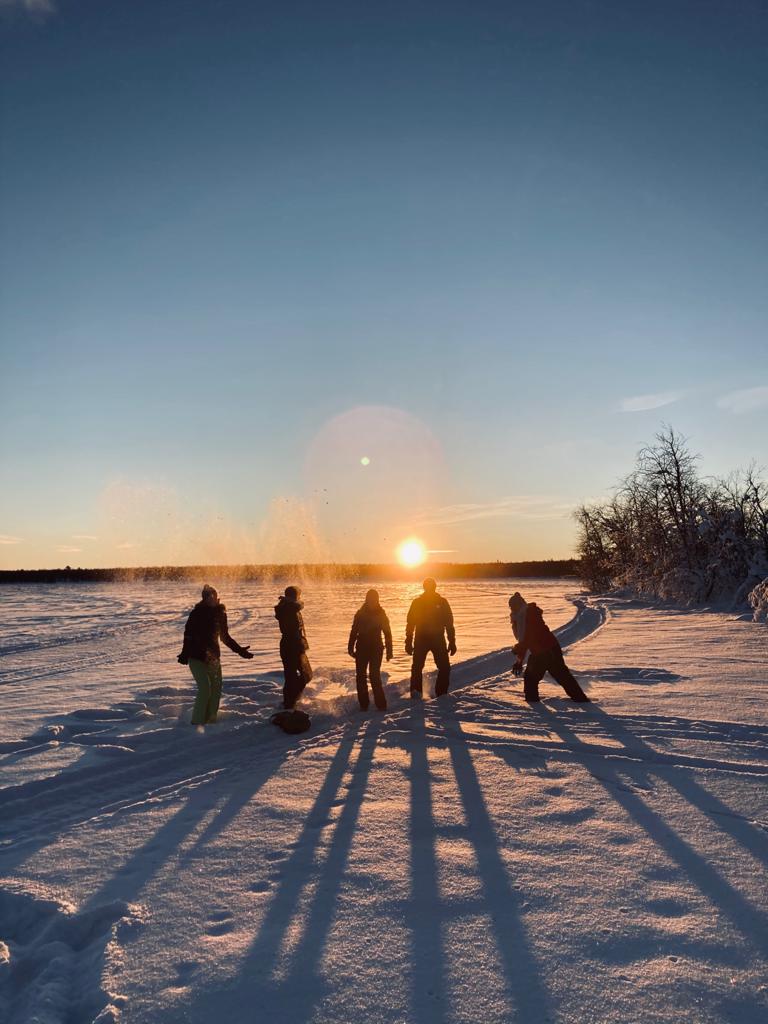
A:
575,428,768,614
749,577,768,622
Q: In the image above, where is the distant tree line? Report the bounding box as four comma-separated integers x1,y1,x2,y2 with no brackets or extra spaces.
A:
0,559,580,585
575,428,768,613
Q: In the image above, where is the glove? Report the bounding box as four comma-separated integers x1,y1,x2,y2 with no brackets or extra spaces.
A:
177,654,188,665
448,641,457,657
348,647,356,659
405,639,413,656
386,651,392,662
512,659,523,677
239,646,254,660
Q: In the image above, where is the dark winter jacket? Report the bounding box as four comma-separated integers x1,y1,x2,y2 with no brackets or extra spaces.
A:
348,605,393,658
179,602,248,663
513,603,559,660
274,597,309,651
406,592,456,646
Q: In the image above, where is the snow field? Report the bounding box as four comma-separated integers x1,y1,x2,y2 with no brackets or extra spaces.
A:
1,588,766,1023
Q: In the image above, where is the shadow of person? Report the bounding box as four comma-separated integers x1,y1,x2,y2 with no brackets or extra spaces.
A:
428,698,555,1022
181,718,381,1024
403,703,449,1023
532,703,768,961
587,704,768,870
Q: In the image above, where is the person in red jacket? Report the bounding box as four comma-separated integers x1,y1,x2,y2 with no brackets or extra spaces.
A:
509,592,590,703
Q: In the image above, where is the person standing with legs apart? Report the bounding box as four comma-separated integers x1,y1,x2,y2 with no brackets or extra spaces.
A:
405,577,456,699
348,589,393,711
178,584,254,725
508,591,590,704
275,585,313,709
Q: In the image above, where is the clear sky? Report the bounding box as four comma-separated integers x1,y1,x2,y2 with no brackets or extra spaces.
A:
1,0,767,569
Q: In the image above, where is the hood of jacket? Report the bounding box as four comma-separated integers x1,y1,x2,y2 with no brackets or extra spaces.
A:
275,596,304,617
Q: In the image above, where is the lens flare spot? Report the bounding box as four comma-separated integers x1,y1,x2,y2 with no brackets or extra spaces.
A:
396,538,427,568
360,456,370,466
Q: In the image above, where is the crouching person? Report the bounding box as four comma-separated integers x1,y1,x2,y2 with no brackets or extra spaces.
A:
508,592,590,704
178,584,254,725
275,585,313,709
348,589,393,711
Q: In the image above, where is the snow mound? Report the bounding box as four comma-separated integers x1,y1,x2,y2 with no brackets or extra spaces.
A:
0,880,144,1024
748,577,768,622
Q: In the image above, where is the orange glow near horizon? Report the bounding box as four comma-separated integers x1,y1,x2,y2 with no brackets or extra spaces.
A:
396,538,427,568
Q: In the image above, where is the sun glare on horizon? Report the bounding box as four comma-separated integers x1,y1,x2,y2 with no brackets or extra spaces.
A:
396,538,427,568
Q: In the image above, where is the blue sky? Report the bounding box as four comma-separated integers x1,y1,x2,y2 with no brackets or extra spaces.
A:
1,0,767,567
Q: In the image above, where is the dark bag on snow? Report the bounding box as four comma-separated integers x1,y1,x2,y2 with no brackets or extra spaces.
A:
271,709,311,734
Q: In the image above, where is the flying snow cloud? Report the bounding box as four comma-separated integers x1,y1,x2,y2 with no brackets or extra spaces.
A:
618,391,685,413
716,386,768,415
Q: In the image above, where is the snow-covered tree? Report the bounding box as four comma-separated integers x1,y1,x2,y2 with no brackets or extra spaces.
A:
575,428,768,613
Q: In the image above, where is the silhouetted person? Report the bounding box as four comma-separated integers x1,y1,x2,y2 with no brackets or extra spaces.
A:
178,584,254,725
405,577,456,698
348,588,393,711
275,585,313,709
509,591,590,703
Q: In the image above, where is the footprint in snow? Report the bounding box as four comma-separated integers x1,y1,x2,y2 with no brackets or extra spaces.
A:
205,911,235,936
549,806,597,824
170,960,200,987
646,897,690,918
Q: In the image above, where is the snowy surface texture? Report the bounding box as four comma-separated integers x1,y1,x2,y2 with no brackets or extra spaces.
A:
1,581,767,1023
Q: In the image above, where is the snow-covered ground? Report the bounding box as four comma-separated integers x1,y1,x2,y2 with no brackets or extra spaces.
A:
1,582,767,1023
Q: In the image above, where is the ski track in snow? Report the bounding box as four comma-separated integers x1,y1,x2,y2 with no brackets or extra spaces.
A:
2,590,767,1023
0,600,604,847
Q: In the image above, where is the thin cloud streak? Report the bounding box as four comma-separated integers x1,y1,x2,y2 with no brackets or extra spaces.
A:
0,0,56,15
0,535,23,545
414,497,575,527
717,386,768,415
619,391,685,413
72,534,98,541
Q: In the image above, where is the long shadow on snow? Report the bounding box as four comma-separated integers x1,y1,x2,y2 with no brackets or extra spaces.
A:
588,705,768,869
533,705,768,962
0,743,293,1024
390,700,555,1023
436,699,555,1022
178,718,379,1024
405,705,449,1023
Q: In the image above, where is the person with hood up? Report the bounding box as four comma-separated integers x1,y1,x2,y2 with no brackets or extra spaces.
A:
178,584,254,725
405,577,457,698
509,591,590,704
275,585,313,709
348,589,393,711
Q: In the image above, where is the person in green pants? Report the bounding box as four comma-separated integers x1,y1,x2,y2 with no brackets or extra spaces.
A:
178,584,254,724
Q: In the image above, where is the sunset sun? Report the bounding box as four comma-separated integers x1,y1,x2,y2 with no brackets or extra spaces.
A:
396,538,427,568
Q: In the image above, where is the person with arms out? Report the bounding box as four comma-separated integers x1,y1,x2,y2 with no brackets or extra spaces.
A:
348,588,393,711
275,585,313,709
178,584,254,725
405,577,456,699
509,591,590,704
